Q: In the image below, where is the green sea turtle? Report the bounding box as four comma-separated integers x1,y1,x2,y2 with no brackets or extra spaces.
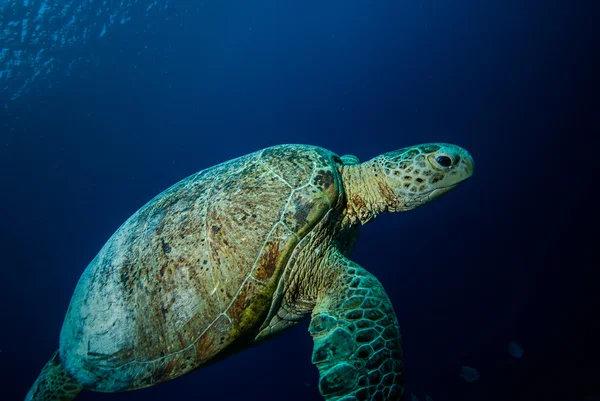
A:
26,143,474,401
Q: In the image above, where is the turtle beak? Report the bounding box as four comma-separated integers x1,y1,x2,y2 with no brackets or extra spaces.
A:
426,183,461,201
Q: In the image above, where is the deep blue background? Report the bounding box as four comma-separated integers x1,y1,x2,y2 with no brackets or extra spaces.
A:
1,1,597,400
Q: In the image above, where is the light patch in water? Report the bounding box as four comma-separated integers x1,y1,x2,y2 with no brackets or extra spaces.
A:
0,0,169,102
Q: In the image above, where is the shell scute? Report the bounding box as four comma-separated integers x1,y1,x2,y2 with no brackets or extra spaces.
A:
207,172,290,303
261,145,317,187
194,314,233,364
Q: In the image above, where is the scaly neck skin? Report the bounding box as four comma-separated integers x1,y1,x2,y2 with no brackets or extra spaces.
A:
339,162,403,227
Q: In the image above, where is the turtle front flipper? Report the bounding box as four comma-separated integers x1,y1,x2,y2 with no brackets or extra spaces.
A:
25,350,83,401
309,252,404,400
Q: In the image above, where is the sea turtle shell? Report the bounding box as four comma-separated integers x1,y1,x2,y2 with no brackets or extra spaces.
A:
59,145,341,391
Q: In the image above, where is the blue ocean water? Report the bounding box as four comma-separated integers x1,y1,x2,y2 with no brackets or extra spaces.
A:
1,1,597,400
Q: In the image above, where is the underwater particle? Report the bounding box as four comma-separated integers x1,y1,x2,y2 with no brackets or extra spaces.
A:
410,393,419,401
460,366,480,383
508,341,524,358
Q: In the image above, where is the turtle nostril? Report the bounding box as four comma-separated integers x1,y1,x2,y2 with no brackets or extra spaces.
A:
435,155,452,168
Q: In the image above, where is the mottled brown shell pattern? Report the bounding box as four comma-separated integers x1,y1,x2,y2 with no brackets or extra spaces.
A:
59,145,340,391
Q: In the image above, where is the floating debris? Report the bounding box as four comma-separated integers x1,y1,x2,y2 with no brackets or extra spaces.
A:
508,341,524,358
460,365,480,383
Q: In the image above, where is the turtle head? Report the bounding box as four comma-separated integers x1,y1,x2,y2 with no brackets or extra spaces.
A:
374,143,474,211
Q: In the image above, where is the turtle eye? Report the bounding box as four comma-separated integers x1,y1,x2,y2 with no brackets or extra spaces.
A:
435,155,453,168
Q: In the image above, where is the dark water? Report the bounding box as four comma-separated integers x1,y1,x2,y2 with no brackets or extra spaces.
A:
1,1,597,400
